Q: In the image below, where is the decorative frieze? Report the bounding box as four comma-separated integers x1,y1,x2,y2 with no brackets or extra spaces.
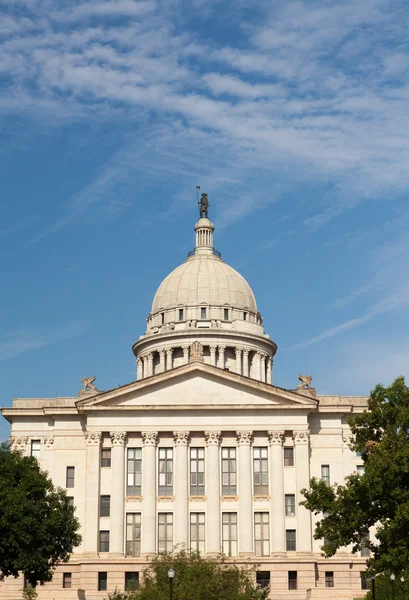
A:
293,430,310,445
142,431,158,446
110,431,127,446
236,430,253,445
173,431,190,446
41,436,54,448
10,436,28,452
85,432,102,445
204,430,221,446
268,430,285,446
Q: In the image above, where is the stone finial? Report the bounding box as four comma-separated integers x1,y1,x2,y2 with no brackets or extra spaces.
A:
236,430,253,445
294,374,316,397
268,430,285,446
293,430,310,445
10,436,28,452
190,341,204,362
204,431,222,446
85,432,102,445
173,431,190,446
142,431,158,446
110,431,127,446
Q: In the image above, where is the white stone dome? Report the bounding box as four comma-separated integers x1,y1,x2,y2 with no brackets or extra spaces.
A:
152,255,257,313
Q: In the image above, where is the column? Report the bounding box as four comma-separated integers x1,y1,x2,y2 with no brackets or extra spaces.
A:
209,345,217,367
260,354,266,382
110,431,127,556
166,348,173,371
205,431,221,554
235,347,243,375
267,356,272,385
217,345,226,369
242,349,249,377
254,352,261,381
173,431,190,547
182,345,189,365
159,349,165,373
293,430,312,552
141,431,158,555
84,432,102,555
147,353,154,377
268,431,285,553
142,356,148,379
237,431,253,555
137,358,143,380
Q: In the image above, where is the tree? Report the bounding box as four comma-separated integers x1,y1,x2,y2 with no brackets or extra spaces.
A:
301,376,409,577
106,550,269,600
0,442,81,586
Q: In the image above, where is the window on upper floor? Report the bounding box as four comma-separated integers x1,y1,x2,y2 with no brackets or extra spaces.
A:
66,466,75,488
99,531,110,553
361,533,371,557
190,512,205,554
161,312,165,324
158,448,173,496
243,311,247,321
201,307,207,319
158,513,173,553
125,572,139,592
285,494,296,516
100,495,110,517
63,573,72,589
126,513,141,557
127,448,142,496
288,571,297,590
101,448,111,468
284,447,294,466
254,512,270,556
222,512,237,556
224,308,229,320
253,447,268,495
256,571,270,589
286,529,296,551
179,309,184,321
357,465,365,476
190,448,205,495
325,572,334,588
221,447,236,495
67,496,74,508
31,440,41,459
321,465,330,485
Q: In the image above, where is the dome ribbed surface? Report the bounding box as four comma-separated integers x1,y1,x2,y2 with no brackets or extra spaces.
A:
152,256,257,313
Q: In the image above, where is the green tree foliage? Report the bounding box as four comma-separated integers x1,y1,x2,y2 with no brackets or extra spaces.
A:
301,377,409,576
0,442,82,586
106,550,269,600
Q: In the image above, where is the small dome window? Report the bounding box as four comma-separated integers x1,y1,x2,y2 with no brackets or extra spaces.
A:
179,309,184,321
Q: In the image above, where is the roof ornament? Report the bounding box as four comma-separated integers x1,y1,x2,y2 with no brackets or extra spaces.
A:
196,185,209,219
81,376,99,392
190,341,204,362
295,374,316,397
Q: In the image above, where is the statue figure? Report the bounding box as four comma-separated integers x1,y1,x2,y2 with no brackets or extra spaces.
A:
81,376,99,392
198,193,209,219
296,374,313,389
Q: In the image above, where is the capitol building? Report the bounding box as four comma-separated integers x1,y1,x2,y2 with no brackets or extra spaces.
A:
1,208,370,600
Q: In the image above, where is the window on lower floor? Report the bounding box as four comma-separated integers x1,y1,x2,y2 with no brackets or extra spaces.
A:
288,571,297,590
222,512,237,556
357,465,365,476
125,572,139,591
284,447,294,466
31,440,41,459
361,575,371,590
100,495,110,517
66,466,75,488
254,512,270,556
158,448,173,496
67,496,74,508
253,447,268,495
126,513,141,557
325,572,334,588
256,571,270,589
286,529,296,551
101,448,111,468
158,513,173,553
99,530,110,553
98,572,107,591
285,494,295,516
190,447,205,495
190,512,205,554
222,447,236,495
62,573,71,589
127,448,142,496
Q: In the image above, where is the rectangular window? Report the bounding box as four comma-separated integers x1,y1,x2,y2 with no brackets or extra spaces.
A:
256,571,270,589
361,576,371,590
179,309,184,321
285,494,295,516
254,512,270,556
161,312,165,324
100,495,110,517
158,513,173,553
31,440,41,459
222,512,237,556
158,448,173,496
221,447,236,495
284,447,294,466
321,465,330,485
253,447,268,495
62,573,72,589
201,307,207,319
325,572,334,588
357,465,365,476
243,311,247,321
66,466,75,488
288,571,297,590
126,513,141,557
101,448,111,468
190,513,205,553
361,534,370,557
286,529,296,551
224,308,229,320
190,448,205,495
125,572,139,591
356,450,362,458
99,531,110,553
67,496,74,508
98,572,107,592
127,448,142,496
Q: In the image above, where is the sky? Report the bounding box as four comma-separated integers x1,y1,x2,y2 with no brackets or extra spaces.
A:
1,0,409,441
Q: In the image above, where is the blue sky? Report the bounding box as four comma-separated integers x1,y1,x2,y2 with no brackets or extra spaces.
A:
1,0,409,441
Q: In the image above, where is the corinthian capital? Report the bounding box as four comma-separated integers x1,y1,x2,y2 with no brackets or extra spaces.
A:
110,431,127,446
205,431,221,446
173,431,190,446
85,432,102,445
236,430,253,445
268,430,285,446
293,430,310,445
142,431,158,446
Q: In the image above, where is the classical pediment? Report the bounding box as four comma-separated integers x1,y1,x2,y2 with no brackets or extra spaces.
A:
76,362,318,412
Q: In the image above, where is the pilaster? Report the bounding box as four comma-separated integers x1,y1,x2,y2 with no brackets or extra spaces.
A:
142,431,158,555
217,345,226,369
293,430,312,552
237,430,253,555
205,431,221,554
110,431,127,556
84,431,102,556
268,430,285,554
173,431,190,547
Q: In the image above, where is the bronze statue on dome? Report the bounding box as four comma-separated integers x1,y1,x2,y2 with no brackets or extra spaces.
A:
198,192,209,219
